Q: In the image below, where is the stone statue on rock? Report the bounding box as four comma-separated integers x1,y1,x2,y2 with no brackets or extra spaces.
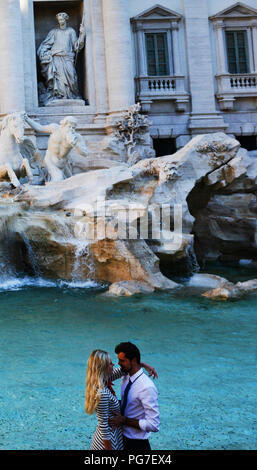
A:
37,12,86,105
0,112,34,188
25,115,88,182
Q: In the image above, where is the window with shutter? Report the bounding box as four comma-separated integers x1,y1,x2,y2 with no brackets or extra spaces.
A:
225,30,249,73
145,33,169,76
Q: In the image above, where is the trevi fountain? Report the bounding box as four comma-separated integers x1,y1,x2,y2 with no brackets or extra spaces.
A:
0,4,256,452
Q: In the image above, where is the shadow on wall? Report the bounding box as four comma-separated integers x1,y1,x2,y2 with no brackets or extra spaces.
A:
236,135,257,151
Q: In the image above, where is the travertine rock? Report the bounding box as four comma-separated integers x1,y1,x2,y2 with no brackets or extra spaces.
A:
236,279,257,293
202,279,257,300
194,192,257,262
187,273,229,289
202,285,235,301
90,238,178,290
107,281,155,297
2,131,256,293
17,166,134,209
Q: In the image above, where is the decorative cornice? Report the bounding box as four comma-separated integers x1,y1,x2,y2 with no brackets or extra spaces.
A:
131,4,182,24
210,2,257,21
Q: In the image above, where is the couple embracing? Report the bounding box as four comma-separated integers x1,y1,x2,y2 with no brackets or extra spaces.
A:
85,342,160,451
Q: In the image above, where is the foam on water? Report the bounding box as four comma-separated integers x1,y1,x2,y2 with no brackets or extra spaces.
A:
0,275,100,292
0,228,99,292
59,279,101,289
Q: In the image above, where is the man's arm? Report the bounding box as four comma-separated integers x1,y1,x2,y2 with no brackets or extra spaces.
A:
74,134,88,157
137,386,160,433
109,411,140,429
25,116,55,134
109,386,160,432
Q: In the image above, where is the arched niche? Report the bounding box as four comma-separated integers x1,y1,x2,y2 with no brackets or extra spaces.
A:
33,0,87,105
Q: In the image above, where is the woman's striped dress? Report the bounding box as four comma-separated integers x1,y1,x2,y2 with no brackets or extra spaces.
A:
90,387,124,450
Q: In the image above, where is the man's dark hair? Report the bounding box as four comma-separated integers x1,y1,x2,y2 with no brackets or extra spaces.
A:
115,342,141,364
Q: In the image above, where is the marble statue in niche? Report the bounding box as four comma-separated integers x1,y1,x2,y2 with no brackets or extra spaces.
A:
37,12,86,105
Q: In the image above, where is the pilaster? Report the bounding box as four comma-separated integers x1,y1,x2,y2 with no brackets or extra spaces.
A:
251,20,257,73
171,21,181,75
183,0,227,134
213,20,227,74
0,0,25,114
90,0,109,123
102,0,135,118
137,24,147,77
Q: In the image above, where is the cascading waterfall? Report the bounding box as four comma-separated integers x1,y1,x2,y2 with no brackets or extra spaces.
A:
0,208,51,290
43,213,98,288
0,202,98,290
72,240,92,278
0,211,18,289
67,239,97,288
66,215,97,287
20,233,41,277
185,242,200,274
0,259,18,290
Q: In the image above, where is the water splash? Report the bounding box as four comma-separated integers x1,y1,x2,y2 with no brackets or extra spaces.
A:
0,204,98,291
0,275,100,292
0,275,55,291
20,233,41,277
0,230,99,292
72,239,95,281
185,243,200,274
44,213,96,282
0,216,19,288
59,279,100,289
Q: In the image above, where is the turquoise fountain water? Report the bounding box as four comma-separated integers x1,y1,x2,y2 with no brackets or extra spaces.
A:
0,265,256,450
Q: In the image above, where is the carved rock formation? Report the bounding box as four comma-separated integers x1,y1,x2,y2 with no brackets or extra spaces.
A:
1,132,257,296
203,279,257,300
106,281,155,297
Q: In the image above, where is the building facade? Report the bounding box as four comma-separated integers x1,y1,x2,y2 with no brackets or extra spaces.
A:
1,0,257,158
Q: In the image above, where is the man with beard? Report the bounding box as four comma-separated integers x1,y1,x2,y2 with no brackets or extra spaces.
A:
37,12,86,104
109,342,160,451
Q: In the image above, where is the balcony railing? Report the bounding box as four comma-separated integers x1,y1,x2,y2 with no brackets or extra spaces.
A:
217,73,257,94
136,75,189,112
216,73,257,110
147,77,176,92
136,75,187,96
230,75,257,89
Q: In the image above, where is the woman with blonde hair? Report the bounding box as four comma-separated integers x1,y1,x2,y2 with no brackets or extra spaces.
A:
85,349,123,450
85,349,157,450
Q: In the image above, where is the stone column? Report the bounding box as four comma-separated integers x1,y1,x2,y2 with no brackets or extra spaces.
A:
137,26,147,77
102,0,135,115
171,21,181,75
251,21,257,72
90,0,109,122
183,0,227,134
0,0,25,114
214,20,227,74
